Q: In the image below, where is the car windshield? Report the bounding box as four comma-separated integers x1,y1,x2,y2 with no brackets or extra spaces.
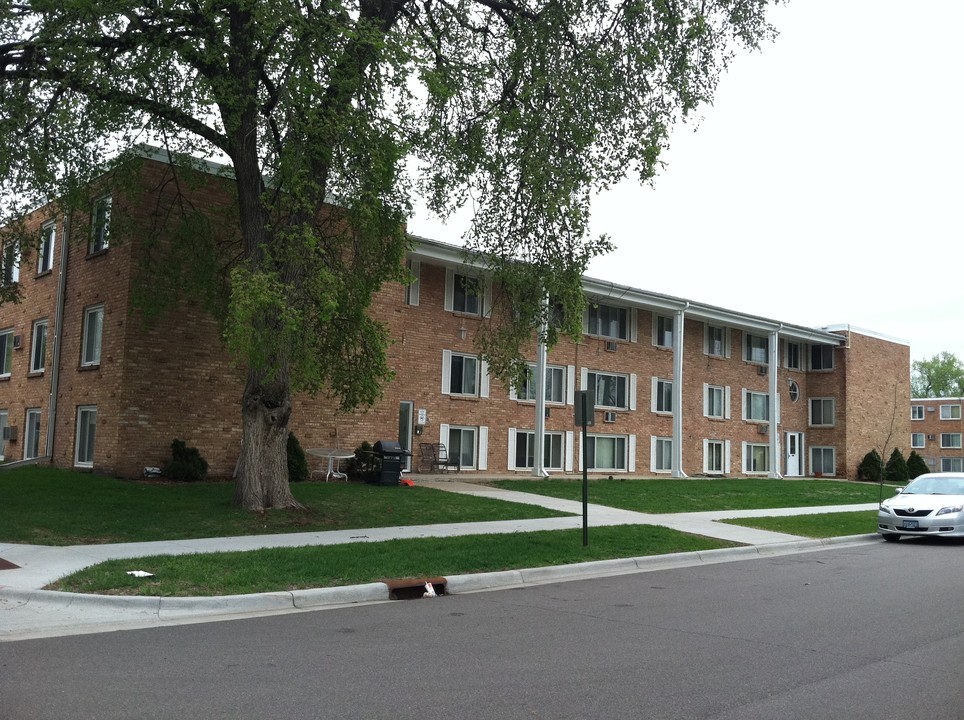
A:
903,476,964,495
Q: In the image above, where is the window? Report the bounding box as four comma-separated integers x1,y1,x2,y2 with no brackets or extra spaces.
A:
704,440,727,474
75,406,97,467
942,458,964,472
89,195,111,253
30,319,47,373
0,329,12,377
38,221,55,274
586,303,629,340
809,397,835,427
404,259,419,306
785,341,801,370
0,410,6,460
652,378,673,414
810,344,834,370
705,324,728,357
82,305,104,366
911,405,924,421
788,380,800,403
654,314,673,348
24,408,42,460
745,333,768,364
453,273,482,315
513,431,564,470
743,390,769,422
518,364,565,404
443,351,479,396
940,433,962,449
651,436,672,472
911,433,925,448
704,384,727,419
2,242,19,285
586,434,627,470
811,447,835,475
446,426,477,469
744,443,770,474
940,404,962,420
588,371,629,410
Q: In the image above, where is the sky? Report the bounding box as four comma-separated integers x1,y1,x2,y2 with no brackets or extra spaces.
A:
407,0,964,365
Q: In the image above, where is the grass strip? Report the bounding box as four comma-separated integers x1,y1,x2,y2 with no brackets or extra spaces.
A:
720,510,878,538
494,478,887,514
48,525,735,596
0,466,565,545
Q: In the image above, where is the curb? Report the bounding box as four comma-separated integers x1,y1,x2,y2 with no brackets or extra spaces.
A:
1,535,881,619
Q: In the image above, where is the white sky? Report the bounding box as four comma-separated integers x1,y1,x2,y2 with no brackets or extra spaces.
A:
408,0,964,365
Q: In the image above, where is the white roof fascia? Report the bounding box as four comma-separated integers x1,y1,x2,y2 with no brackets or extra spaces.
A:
821,324,911,348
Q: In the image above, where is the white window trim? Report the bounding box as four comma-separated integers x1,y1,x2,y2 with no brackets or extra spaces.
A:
30,319,47,373
439,423,486,471
651,377,673,414
810,446,836,476
2,242,20,285
742,389,769,422
650,435,672,473
0,329,13,377
652,313,673,348
579,433,634,473
940,433,962,449
702,439,731,475
744,333,768,364
941,457,964,472
24,408,41,461
440,350,488,398
583,303,636,342
940,404,962,421
703,383,731,419
510,363,567,404
742,441,770,475
581,367,636,411
703,324,731,358
39,221,56,274
404,259,420,306
784,340,802,370
911,433,925,449
444,268,491,317
507,428,565,471
809,344,835,371
911,405,924,421
81,304,104,367
75,405,97,468
808,397,835,428
90,195,111,254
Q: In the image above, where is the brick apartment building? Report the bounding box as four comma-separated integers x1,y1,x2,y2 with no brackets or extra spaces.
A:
909,397,964,473
0,152,912,480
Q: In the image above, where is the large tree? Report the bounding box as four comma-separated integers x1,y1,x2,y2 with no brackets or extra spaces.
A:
0,0,779,510
911,352,964,398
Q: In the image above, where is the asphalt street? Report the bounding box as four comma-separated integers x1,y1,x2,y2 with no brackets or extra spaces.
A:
2,538,961,720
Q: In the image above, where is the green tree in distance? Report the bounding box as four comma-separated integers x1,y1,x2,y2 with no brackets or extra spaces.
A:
0,0,781,511
911,352,964,398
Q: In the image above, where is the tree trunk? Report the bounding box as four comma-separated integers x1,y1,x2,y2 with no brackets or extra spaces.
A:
232,369,304,511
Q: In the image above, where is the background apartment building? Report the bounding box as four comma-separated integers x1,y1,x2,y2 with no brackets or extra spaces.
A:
909,398,964,472
0,154,911,480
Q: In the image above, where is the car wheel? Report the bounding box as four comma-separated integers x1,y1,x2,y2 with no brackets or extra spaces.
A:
881,533,901,543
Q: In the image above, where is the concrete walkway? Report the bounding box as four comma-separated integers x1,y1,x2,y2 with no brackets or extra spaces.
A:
0,482,880,641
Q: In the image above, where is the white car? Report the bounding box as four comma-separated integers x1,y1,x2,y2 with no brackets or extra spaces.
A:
878,472,964,542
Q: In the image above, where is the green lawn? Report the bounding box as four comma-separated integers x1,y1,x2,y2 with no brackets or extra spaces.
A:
494,477,887,513
0,466,565,545
49,525,735,596
721,510,878,538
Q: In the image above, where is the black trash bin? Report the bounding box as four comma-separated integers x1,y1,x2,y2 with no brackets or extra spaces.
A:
372,440,412,486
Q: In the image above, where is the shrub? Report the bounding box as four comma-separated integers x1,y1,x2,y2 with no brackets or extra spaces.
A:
345,441,380,480
287,432,310,483
907,451,929,480
163,439,209,482
856,449,883,482
885,448,909,484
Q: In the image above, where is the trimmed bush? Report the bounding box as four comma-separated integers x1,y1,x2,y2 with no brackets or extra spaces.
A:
907,451,929,480
287,432,310,483
856,449,883,482
885,448,909,484
163,439,209,482
345,441,380,481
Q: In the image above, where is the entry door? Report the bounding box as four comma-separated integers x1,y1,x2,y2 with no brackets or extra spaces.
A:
398,401,414,472
785,432,804,476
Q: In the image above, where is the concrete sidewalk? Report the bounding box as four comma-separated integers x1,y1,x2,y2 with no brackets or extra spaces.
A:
0,482,880,641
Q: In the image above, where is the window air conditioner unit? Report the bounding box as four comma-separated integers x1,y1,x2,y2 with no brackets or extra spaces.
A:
758,424,769,435
928,407,936,412
605,340,618,353
2,426,17,441
603,411,617,423
11,334,21,349
927,434,935,441
757,365,767,376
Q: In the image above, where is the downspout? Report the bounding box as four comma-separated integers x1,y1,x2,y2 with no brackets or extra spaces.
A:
768,324,783,478
532,293,549,477
672,303,689,478
45,212,71,461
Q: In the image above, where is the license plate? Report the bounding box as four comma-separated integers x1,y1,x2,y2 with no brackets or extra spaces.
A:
902,520,919,529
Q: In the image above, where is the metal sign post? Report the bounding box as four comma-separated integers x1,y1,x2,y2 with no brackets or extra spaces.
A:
574,389,594,547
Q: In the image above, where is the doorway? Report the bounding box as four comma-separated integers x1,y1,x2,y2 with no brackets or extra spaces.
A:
398,401,414,473
785,431,804,477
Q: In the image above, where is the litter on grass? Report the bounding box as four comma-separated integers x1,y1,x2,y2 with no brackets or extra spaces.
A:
126,570,155,578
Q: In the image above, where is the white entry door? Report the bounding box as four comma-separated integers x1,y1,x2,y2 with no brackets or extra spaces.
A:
785,432,804,476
